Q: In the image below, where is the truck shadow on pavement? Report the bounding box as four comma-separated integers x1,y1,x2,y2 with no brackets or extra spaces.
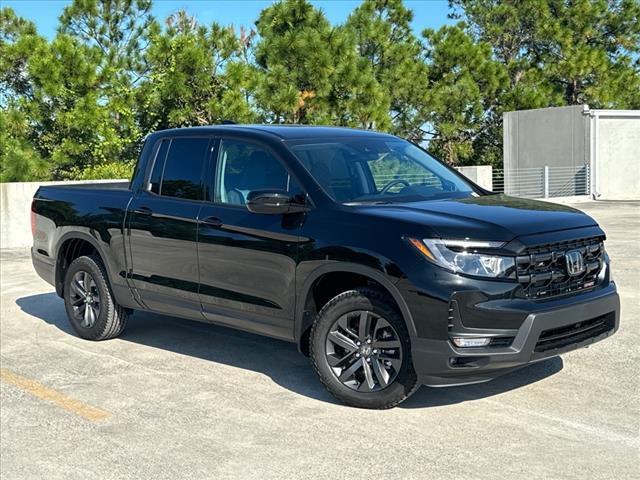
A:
17,292,563,409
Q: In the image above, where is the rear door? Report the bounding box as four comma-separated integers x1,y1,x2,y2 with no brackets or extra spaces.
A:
127,136,213,319
197,137,307,340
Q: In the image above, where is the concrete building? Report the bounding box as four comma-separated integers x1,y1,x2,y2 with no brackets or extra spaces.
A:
503,105,640,200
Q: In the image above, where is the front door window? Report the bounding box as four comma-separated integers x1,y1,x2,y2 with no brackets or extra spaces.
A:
215,139,302,206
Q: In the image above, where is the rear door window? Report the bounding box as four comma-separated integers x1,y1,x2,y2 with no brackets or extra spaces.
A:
148,137,211,200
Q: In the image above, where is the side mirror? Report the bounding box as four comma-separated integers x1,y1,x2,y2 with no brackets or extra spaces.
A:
246,190,310,215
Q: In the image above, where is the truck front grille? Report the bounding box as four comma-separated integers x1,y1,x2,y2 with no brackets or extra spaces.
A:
516,236,604,299
534,312,615,353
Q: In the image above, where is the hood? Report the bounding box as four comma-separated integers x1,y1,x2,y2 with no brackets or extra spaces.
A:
353,194,598,242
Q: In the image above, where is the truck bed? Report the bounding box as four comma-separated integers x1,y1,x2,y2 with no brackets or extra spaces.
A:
32,182,134,295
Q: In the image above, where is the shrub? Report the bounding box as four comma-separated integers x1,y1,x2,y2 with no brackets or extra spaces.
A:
67,161,134,181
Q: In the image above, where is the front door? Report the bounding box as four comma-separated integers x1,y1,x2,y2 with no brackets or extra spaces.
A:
127,136,212,319
197,138,306,340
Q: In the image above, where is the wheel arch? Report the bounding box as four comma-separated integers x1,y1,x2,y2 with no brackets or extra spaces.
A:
54,232,112,298
295,263,416,354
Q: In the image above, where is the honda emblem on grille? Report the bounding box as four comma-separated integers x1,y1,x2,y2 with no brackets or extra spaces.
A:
565,249,586,276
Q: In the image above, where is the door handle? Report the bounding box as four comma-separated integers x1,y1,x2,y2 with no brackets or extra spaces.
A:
200,216,222,227
133,206,153,216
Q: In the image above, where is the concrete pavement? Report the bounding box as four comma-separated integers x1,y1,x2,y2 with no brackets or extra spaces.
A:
1,201,638,479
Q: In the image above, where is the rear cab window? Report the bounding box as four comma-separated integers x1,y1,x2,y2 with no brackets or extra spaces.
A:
147,137,212,201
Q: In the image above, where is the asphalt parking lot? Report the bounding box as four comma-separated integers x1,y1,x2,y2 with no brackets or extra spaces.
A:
1,201,638,479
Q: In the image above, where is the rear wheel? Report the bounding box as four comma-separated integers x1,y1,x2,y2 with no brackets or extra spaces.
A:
63,255,128,340
310,288,418,409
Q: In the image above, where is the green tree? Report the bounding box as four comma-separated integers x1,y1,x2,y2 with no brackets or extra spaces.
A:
423,23,508,165
538,0,640,108
252,0,392,128
59,0,153,79
0,8,50,180
0,16,113,179
451,0,640,108
345,0,428,140
3,12,134,178
449,0,559,112
58,0,154,164
0,108,48,182
253,0,337,123
24,33,117,176
3,0,639,182
139,14,256,130
0,8,44,103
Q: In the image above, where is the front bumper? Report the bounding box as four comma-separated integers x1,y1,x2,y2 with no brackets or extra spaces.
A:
411,284,620,386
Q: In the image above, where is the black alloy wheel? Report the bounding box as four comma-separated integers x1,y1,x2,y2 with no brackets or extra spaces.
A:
325,310,403,392
310,287,418,409
63,255,128,341
68,270,101,328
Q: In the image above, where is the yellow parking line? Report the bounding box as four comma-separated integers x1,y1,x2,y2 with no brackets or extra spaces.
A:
0,368,110,422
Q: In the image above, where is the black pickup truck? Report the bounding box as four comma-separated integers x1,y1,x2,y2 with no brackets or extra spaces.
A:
31,125,620,408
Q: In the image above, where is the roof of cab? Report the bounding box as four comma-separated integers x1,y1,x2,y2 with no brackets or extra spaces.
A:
150,124,396,141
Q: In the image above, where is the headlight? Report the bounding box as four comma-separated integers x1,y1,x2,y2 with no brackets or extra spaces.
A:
407,238,516,278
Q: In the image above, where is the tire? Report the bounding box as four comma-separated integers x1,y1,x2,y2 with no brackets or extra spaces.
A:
310,287,419,409
63,255,128,341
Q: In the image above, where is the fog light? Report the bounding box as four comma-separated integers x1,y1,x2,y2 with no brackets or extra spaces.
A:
451,337,491,348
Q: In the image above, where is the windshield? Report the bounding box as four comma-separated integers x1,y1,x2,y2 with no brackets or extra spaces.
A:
288,137,475,203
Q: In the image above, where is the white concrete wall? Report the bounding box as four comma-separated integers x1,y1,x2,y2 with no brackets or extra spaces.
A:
456,166,493,190
594,114,640,200
0,180,125,249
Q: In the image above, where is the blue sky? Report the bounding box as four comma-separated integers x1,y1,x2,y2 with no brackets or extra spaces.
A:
4,0,456,39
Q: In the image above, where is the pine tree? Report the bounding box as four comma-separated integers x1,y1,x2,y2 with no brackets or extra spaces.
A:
23,33,115,176
0,8,43,103
139,15,256,130
345,0,428,140
59,0,153,80
58,0,154,165
423,23,508,165
253,0,339,123
328,28,391,129
0,8,49,180
451,0,640,108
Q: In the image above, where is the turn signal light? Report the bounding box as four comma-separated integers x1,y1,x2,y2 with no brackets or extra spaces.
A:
406,237,436,261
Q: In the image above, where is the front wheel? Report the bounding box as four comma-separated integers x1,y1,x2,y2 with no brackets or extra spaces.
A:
63,255,128,341
310,288,418,409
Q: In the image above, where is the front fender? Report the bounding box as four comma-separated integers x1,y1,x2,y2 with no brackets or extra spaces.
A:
294,262,417,347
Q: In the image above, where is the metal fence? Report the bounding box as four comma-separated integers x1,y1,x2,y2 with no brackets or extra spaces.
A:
492,165,590,198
